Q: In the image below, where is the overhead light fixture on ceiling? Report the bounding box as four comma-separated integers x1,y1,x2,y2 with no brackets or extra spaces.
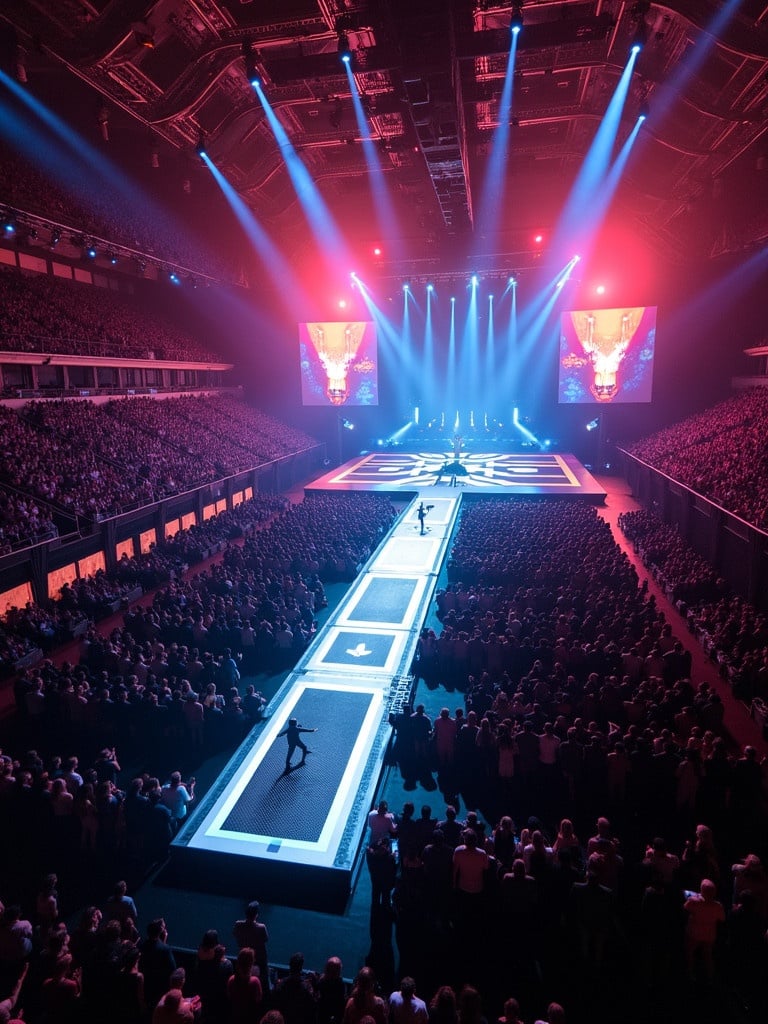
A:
630,22,648,54
242,41,262,88
510,4,524,35
15,44,27,84
338,32,352,65
131,21,155,49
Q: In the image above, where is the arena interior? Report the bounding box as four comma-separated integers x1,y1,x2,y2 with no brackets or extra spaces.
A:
0,3,768,1024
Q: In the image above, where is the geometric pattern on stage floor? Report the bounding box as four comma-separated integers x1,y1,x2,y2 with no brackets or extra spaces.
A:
305,451,606,501
222,688,373,844
307,625,409,678
326,451,580,488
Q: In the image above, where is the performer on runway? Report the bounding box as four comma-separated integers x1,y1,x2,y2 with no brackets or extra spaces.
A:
278,717,317,772
417,502,428,535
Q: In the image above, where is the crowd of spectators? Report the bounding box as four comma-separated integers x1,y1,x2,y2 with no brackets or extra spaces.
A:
0,870,578,1024
1,490,766,1023
618,507,768,704
0,397,318,519
0,266,220,362
374,499,767,1017
0,488,58,555
9,492,395,731
400,501,752,837
0,491,291,674
627,389,768,529
0,143,237,281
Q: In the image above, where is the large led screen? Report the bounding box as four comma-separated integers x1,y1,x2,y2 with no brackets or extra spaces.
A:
558,305,657,404
299,321,378,407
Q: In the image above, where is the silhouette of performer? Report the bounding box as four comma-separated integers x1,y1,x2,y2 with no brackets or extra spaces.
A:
417,502,428,535
278,717,317,773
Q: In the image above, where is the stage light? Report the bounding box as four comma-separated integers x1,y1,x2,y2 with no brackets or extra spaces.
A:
108,252,118,265
510,4,524,34
2,219,16,237
403,283,410,292
373,246,382,256
338,32,352,64
50,229,61,248
195,135,207,159
638,101,649,122
242,42,262,87
169,271,181,285
596,284,606,295
85,243,97,259
451,296,456,303
573,254,581,262
630,22,648,55
509,276,517,286
471,274,479,287
427,283,434,293
338,299,347,309
534,234,543,244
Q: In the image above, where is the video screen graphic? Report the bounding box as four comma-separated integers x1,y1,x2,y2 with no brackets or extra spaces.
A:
558,306,657,404
299,321,378,407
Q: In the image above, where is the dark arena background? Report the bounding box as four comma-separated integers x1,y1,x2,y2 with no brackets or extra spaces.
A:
0,4,767,1024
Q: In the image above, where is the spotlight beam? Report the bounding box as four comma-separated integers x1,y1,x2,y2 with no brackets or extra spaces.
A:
475,31,518,247
354,276,419,398
344,65,402,257
549,51,637,260
0,73,196,268
633,0,743,155
254,82,352,271
201,154,311,313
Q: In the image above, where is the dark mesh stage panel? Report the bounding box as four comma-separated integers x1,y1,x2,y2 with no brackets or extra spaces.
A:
350,578,417,624
222,689,374,843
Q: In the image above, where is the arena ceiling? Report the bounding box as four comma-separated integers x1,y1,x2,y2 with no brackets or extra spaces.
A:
2,0,768,273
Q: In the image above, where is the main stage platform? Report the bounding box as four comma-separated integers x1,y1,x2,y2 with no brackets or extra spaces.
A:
169,450,602,910
306,450,606,501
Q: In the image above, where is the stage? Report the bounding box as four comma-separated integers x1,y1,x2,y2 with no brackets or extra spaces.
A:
170,493,461,910
306,450,606,501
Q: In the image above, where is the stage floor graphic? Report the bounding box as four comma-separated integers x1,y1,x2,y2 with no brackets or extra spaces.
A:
306,450,605,500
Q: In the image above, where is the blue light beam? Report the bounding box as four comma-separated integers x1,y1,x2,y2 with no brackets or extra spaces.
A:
344,65,402,258
254,82,351,270
201,154,312,313
475,31,518,245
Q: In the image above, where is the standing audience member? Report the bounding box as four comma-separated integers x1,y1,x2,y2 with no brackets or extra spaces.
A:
683,878,725,983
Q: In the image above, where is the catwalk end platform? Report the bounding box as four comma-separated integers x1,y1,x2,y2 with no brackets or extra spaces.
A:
305,450,606,502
